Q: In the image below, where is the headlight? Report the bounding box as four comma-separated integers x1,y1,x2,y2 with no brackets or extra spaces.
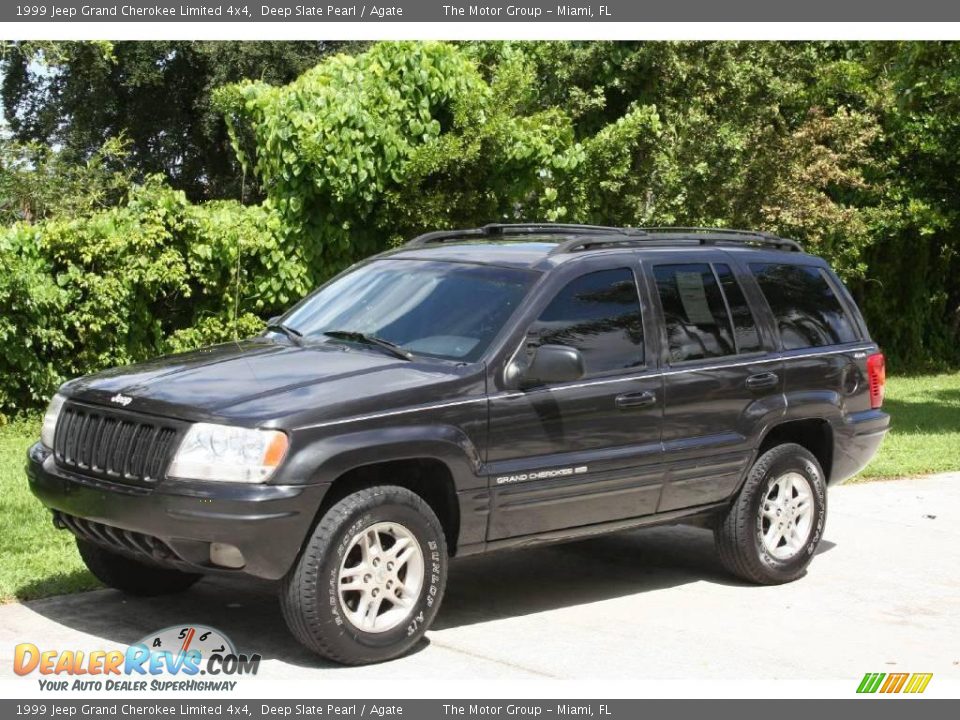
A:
40,394,66,449
168,423,289,483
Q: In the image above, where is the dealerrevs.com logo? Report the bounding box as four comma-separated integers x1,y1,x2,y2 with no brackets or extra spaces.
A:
14,624,260,692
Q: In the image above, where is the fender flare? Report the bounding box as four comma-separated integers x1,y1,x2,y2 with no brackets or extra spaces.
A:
287,423,484,491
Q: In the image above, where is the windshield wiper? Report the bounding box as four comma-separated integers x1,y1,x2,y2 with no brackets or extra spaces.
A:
266,322,303,346
323,330,412,361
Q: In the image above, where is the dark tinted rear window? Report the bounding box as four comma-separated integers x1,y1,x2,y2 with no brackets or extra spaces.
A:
654,263,736,362
749,263,859,349
715,264,762,354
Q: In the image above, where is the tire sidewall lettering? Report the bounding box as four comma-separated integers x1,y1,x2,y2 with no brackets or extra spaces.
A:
322,503,445,649
326,512,374,627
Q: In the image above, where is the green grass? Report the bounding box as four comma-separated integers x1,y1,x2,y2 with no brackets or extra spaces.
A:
860,372,960,479
1,372,958,602
0,417,99,603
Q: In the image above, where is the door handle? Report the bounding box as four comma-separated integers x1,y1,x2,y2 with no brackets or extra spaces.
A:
746,372,779,390
615,390,657,410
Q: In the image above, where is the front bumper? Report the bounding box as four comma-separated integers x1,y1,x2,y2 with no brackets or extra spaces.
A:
26,442,329,580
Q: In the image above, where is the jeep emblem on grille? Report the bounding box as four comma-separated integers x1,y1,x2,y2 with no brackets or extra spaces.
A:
110,393,133,406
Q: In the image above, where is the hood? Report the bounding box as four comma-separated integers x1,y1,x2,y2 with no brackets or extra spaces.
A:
62,338,475,425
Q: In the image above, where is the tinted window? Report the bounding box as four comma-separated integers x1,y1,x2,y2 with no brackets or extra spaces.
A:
529,268,644,375
715,264,762,354
654,263,736,362
749,263,858,350
283,259,536,361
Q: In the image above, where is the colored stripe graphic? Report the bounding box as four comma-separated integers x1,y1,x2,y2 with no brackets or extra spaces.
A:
881,673,909,693
904,673,933,694
857,672,932,694
857,673,885,693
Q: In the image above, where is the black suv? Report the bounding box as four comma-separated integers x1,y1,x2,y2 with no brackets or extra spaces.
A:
27,224,890,664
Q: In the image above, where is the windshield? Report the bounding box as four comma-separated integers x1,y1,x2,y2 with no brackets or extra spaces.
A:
281,259,538,361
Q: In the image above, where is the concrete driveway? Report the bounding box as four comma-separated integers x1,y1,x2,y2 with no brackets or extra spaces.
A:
2,473,958,681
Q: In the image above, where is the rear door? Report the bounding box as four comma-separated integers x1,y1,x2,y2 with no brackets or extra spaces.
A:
646,256,785,511
486,257,664,540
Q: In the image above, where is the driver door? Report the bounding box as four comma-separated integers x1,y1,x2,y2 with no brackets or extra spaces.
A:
486,261,665,540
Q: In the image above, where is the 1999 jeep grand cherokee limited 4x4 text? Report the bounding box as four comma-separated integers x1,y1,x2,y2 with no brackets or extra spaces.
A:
27,224,890,664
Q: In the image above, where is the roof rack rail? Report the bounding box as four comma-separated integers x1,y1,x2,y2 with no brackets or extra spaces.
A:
549,227,802,255
548,238,654,255
405,222,645,248
405,223,803,253
637,227,803,252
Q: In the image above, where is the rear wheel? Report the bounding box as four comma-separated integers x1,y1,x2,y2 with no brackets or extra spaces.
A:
77,539,202,596
714,443,827,584
281,486,447,665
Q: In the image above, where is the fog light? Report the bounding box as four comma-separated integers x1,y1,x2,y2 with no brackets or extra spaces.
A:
209,543,245,569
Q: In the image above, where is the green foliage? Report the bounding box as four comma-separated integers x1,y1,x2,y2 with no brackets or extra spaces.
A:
2,41,960,419
0,225,70,412
216,41,493,283
853,42,960,367
0,178,280,419
0,136,133,224
166,313,265,354
216,42,663,282
1,41,351,201
471,42,884,275
472,41,960,366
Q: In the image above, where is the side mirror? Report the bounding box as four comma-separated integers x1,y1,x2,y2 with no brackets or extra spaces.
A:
507,344,585,389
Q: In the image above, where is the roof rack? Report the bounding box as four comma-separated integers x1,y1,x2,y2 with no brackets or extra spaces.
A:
638,227,803,252
549,238,653,254
404,223,802,253
550,227,803,254
405,223,646,248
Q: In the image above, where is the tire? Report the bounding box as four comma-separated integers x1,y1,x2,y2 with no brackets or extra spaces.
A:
77,539,202,596
281,486,448,665
714,443,827,585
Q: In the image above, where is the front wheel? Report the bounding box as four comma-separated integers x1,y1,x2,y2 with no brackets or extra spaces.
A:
281,486,448,665
714,443,827,585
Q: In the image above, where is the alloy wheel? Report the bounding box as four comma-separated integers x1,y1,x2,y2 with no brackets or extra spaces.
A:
759,471,815,560
337,521,425,633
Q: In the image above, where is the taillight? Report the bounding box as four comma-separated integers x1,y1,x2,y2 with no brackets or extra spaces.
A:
867,352,886,409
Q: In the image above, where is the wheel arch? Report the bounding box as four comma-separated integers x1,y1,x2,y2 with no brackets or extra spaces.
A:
756,417,835,483
318,456,462,554
294,424,484,557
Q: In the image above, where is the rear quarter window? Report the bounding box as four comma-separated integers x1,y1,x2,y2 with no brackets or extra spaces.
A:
749,262,859,350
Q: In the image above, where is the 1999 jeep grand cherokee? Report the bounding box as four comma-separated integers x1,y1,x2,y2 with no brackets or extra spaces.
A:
27,224,890,664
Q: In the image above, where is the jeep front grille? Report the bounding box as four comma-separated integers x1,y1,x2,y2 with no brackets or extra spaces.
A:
53,404,179,485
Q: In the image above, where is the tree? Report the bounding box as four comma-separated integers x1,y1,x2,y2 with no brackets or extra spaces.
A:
0,135,133,224
1,41,358,202
855,42,960,365
215,41,662,292
471,42,960,366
